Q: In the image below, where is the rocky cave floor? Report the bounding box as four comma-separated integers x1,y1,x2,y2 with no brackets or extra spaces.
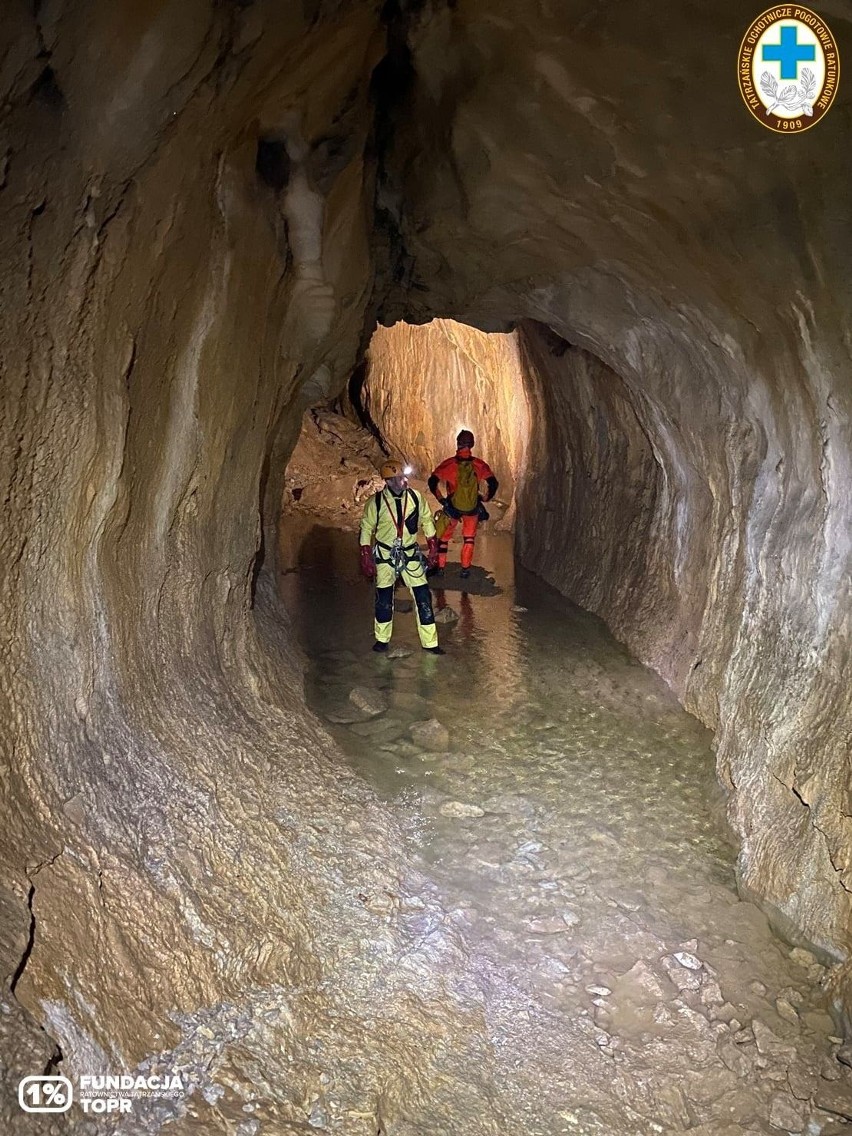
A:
278,512,852,1136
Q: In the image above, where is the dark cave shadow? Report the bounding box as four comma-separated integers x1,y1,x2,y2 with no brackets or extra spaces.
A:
282,522,370,659
426,562,502,596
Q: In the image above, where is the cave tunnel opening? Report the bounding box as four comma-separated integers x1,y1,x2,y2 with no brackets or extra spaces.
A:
276,314,844,1115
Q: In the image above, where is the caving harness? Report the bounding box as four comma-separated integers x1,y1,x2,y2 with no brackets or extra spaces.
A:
372,488,426,577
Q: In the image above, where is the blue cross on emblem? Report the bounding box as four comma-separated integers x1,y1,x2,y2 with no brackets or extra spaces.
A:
762,24,816,79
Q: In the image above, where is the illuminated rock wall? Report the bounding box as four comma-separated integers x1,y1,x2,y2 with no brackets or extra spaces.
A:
363,319,529,510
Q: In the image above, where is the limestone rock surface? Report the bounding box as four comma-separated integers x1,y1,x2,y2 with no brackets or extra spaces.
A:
0,2,504,1132
1,0,852,1130
373,0,852,998
363,318,529,518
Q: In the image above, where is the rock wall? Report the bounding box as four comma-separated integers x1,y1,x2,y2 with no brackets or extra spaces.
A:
517,325,663,639
362,319,529,510
1,0,851,1123
0,3,502,1131
281,405,385,531
374,0,852,999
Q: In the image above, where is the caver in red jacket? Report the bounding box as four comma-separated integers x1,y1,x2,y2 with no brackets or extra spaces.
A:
428,431,499,574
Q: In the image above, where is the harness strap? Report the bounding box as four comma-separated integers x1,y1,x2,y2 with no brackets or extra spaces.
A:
374,487,420,537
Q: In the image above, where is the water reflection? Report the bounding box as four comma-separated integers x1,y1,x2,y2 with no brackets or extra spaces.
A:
275,516,841,1135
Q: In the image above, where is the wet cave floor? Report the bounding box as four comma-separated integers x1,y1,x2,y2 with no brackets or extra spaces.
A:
278,517,851,1135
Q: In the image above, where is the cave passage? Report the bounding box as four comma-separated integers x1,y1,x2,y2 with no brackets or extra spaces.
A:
4,1,852,1130
278,358,843,1131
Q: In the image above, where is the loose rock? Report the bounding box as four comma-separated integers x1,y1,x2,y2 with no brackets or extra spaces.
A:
387,645,413,659
410,718,451,750
439,801,485,819
434,606,459,624
753,1019,796,1060
775,998,799,1024
674,951,703,970
348,686,388,716
769,1092,807,1132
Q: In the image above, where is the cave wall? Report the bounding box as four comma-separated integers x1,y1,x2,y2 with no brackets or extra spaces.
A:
374,0,852,992
517,325,663,639
362,318,529,507
1,0,851,1121
0,3,502,1130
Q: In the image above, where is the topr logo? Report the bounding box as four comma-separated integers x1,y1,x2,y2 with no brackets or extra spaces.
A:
738,6,839,132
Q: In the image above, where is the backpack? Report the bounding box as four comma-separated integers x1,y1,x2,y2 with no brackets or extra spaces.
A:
450,457,480,514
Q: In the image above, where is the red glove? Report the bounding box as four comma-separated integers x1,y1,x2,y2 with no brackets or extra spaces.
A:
359,545,375,580
426,536,439,569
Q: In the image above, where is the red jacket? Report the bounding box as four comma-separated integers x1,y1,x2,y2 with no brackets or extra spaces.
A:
430,448,495,492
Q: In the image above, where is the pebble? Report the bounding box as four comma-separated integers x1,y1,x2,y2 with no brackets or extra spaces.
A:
789,947,824,979
820,1056,842,1081
780,986,805,1006
674,951,703,970
434,606,459,624
349,717,405,741
775,997,799,1024
803,1010,836,1035
308,1101,329,1128
615,891,644,912
618,959,666,1000
699,980,724,1006
717,1036,753,1078
662,954,701,991
787,1067,816,1100
439,801,485,819
586,984,612,997
325,708,365,724
527,917,569,934
789,947,818,967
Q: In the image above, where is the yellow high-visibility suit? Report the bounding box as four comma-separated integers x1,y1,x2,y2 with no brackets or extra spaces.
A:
359,487,438,648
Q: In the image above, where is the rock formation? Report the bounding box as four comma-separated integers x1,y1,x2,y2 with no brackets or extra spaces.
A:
1,4,491,1131
0,0,850,1129
362,319,529,513
371,0,852,1008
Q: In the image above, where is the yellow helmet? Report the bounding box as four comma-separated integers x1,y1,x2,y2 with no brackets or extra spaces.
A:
380,460,403,479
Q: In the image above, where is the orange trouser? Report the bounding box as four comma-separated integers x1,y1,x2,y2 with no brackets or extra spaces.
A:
438,513,479,568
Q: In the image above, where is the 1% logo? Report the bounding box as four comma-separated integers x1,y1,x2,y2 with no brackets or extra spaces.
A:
18,1075,74,1113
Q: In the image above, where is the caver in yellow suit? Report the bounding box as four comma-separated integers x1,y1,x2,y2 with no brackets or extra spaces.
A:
359,462,444,653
